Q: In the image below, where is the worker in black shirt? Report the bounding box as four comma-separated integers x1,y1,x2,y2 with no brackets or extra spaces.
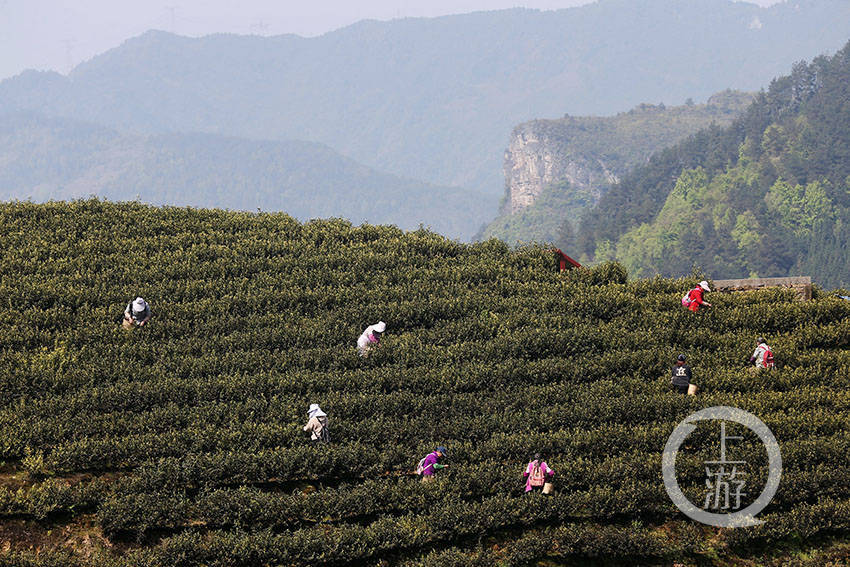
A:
671,354,692,394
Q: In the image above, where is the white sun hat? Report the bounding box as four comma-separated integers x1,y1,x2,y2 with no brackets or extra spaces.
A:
132,297,147,311
374,321,386,333
307,403,326,418
699,281,711,292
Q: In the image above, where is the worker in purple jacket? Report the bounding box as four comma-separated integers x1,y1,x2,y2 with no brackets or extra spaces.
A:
418,446,448,482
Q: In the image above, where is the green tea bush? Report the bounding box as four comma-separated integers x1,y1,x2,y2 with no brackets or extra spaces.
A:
0,201,848,566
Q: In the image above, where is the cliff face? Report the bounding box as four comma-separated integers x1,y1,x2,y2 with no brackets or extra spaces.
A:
481,90,754,247
503,124,617,215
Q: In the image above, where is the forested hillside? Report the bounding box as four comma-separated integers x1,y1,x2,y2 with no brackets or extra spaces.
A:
2,0,850,195
481,90,753,245
1,201,849,566
0,113,493,240
578,40,850,288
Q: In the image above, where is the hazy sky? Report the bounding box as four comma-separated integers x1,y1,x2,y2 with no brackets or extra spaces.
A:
1,0,783,81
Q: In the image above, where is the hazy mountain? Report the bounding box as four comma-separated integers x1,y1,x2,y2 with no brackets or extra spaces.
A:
0,112,494,239
2,0,850,198
578,40,850,287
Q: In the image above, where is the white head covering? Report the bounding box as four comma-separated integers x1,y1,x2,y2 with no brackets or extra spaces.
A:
699,281,711,292
374,321,386,333
132,297,147,312
307,403,326,418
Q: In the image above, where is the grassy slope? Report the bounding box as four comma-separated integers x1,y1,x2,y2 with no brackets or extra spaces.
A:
0,200,848,566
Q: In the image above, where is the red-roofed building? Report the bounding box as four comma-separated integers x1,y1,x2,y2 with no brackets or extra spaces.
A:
554,249,582,271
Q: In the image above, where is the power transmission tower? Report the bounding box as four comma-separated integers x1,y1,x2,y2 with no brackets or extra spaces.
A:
164,5,177,32
250,20,270,34
61,38,76,73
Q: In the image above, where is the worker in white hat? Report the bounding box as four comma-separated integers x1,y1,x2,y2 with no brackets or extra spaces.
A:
123,297,152,328
683,281,712,313
357,321,386,357
303,403,329,443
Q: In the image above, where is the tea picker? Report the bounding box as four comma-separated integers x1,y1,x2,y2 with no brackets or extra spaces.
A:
416,446,448,482
681,281,712,312
523,453,554,494
357,321,386,357
122,297,152,328
303,403,330,443
671,354,697,395
748,337,775,369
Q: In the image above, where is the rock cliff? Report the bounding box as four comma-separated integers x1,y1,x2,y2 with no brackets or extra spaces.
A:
482,90,754,246
503,124,618,215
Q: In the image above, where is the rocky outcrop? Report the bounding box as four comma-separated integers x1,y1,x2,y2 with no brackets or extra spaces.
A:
482,90,754,245
503,123,617,214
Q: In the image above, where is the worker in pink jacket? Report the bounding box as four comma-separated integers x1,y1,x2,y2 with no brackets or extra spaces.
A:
523,453,554,493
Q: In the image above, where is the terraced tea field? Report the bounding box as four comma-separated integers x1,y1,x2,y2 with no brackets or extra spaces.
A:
0,200,848,566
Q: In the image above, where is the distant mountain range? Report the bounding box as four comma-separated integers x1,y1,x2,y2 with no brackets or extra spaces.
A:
2,0,850,200
0,112,493,239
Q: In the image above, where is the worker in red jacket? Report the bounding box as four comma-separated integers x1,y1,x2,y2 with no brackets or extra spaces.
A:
683,281,712,312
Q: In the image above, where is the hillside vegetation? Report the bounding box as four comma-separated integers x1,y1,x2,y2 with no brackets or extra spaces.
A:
1,201,849,566
579,40,850,288
2,1,850,195
0,112,493,240
481,90,753,245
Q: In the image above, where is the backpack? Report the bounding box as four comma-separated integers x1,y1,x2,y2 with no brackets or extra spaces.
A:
529,461,545,487
762,346,775,369
681,292,693,307
318,417,330,443
416,453,434,475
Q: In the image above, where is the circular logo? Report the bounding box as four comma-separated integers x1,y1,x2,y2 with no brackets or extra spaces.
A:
662,406,782,528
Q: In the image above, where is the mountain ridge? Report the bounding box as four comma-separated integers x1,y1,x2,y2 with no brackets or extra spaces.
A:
0,111,494,239
480,90,754,246
3,0,850,196
577,40,850,287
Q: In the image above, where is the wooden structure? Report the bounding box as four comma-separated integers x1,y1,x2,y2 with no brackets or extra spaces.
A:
554,249,582,271
712,276,812,301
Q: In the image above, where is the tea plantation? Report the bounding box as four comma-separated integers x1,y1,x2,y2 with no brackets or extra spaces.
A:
0,200,849,566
